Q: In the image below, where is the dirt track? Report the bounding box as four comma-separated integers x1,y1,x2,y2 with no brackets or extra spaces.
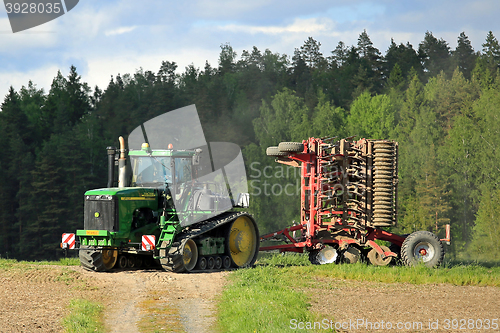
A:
0,265,227,333
1,264,499,333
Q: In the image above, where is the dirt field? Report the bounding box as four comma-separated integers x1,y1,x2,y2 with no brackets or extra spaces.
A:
0,264,499,333
310,277,500,333
0,265,227,333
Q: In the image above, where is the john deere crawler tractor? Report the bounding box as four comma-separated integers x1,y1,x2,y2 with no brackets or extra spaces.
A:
62,105,259,272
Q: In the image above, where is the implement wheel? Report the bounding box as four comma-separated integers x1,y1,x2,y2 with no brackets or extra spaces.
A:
401,231,444,267
278,142,303,152
226,215,259,268
266,146,288,156
367,245,392,266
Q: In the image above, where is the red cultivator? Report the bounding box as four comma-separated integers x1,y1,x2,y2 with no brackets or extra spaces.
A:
260,137,450,267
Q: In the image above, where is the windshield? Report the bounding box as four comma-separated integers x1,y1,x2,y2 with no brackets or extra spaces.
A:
175,158,192,184
131,156,172,186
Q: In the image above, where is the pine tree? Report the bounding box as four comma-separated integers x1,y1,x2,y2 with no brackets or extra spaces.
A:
452,32,477,80
480,31,500,78
418,31,451,79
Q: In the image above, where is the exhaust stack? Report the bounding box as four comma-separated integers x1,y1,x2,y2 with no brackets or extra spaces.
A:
106,146,116,188
118,136,127,188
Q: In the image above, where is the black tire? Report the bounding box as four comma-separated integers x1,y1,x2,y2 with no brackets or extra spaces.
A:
266,146,288,156
401,231,444,268
79,248,106,272
278,142,303,152
160,238,199,273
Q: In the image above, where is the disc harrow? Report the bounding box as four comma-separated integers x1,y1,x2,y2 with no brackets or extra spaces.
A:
260,136,449,268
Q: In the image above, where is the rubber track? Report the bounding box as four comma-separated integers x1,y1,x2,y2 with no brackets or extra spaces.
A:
161,211,251,273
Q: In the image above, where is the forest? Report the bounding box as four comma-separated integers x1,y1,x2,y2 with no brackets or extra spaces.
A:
1,30,500,261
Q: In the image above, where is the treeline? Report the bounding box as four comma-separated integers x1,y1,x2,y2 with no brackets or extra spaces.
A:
1,30,500,261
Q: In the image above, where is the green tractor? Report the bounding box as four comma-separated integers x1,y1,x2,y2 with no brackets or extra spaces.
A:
62,106,259,272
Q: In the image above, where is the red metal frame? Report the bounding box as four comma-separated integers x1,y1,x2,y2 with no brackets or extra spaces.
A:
259,137,407,258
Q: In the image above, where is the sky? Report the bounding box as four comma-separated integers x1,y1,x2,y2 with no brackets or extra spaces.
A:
0,0,499,97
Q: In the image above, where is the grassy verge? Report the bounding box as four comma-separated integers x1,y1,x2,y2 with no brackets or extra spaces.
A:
62,299,105,333
217,253,500,333
258,253,500,286
0,257,79,269
217,264,322,333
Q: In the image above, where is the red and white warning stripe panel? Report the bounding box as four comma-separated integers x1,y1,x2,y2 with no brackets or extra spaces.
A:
142,235,155,251
61,233,75,249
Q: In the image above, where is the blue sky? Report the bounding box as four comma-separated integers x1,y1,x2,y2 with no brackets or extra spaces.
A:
0,0,499,97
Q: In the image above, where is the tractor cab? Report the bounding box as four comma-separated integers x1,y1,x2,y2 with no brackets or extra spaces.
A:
129,143,198,189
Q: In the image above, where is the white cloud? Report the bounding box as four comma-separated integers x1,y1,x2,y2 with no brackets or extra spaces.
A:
0,65,60,98
104,26,137,36
217,17,337,35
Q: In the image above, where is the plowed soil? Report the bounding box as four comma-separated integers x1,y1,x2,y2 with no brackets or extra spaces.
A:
0,265,227,333
309,277,500,333
1,264,499,333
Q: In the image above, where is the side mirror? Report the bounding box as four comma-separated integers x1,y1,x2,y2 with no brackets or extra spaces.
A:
192,148,202,165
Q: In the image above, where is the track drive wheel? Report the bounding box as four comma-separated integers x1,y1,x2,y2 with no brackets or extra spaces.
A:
226,215,259,268
79,247,117,272
160,238,199,273
367,245,392,266
401,231,444,267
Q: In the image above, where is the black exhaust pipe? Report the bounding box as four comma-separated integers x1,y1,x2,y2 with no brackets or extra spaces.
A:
107,146,117,188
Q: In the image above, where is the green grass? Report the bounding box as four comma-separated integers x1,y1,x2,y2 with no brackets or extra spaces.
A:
257,253,500,286
217,253,500,333
62,299,105,333
0,257,80,269
218,263,324,333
